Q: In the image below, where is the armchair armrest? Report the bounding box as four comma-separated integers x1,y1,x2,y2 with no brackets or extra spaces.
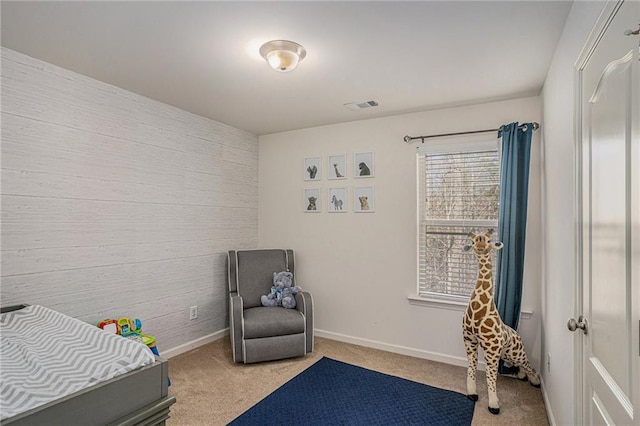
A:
229,293,244,363
295,291,314,353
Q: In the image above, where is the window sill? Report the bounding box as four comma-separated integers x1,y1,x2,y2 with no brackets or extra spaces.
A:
407,295,533,320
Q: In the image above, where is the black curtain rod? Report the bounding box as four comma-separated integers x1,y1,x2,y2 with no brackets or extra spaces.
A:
403,122,539,143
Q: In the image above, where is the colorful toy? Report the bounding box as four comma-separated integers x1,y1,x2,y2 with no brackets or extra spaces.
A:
117,318,131,335
129,318,142,333
97,317,154,348
97,319,119,334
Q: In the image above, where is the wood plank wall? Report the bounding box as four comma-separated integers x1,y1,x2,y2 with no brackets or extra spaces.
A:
0,48,259,351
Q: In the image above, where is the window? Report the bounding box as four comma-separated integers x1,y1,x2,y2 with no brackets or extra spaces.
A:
417,139,500,300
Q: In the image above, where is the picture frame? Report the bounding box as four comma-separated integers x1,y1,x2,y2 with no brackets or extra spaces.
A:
304,156,321,181
354,186,375,213
327,154,347,180
328,187,347,213
354,152,374,178
303,188,321,213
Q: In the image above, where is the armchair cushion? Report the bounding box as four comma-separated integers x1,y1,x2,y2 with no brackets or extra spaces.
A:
242,307,306,339
234,250,291,309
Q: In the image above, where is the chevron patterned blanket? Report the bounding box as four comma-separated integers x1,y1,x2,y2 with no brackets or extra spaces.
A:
0,305,156,420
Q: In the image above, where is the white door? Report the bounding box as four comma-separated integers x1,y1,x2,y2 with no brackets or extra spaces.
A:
575,0,640,425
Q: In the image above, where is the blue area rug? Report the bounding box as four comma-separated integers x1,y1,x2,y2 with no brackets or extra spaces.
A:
229,357,475,425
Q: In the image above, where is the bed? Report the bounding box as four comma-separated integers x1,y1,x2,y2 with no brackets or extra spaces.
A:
0,304,176,426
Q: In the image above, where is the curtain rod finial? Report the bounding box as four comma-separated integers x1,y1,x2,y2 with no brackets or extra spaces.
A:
403,135,412,143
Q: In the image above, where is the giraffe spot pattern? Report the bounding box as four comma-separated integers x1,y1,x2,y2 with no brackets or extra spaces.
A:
474,306,487,320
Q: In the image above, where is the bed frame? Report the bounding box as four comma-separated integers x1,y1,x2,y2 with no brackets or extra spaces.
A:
1,305,176,426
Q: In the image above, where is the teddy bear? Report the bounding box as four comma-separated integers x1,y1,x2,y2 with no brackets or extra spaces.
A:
261,271,302,309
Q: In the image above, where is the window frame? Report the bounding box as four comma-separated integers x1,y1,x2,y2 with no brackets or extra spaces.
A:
415,137,501,302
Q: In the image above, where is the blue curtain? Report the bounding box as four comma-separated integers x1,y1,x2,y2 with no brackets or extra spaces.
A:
495,122,532,332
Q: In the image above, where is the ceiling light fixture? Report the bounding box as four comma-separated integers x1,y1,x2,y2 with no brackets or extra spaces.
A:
259,40,306,73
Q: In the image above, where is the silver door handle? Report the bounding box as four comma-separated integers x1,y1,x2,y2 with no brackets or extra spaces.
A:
567,316,589,335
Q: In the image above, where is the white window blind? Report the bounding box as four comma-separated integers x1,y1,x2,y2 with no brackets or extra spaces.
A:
417,145,500,300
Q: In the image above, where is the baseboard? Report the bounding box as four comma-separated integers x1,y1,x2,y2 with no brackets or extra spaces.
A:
162,327,489,372
162,328,229,359
315,329,487,371
540,376,556,426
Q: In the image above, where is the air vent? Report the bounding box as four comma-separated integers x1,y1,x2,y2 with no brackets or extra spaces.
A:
344,100,379,111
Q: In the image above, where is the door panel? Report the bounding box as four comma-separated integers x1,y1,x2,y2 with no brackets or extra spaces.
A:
592,392,614,426
589,52,631,398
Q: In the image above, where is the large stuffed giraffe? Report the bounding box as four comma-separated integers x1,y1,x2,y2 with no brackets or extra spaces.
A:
462,229,540,414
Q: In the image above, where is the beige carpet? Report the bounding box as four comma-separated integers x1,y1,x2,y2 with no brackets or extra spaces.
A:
167,337,549,425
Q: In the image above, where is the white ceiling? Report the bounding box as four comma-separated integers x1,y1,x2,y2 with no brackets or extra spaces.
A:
1,1,573,136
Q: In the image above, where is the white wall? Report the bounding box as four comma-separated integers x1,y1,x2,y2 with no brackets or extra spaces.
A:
0,47,258,351
259,96,542,369
540,1,606,425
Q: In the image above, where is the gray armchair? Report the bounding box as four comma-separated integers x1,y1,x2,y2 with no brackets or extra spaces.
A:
227,249,314,363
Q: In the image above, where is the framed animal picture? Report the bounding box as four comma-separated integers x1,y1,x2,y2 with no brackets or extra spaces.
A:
327,154,347,180
328,187,347,213
354,152,374,178
303,188,321,213
354,186,374,213
304,156,321,181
